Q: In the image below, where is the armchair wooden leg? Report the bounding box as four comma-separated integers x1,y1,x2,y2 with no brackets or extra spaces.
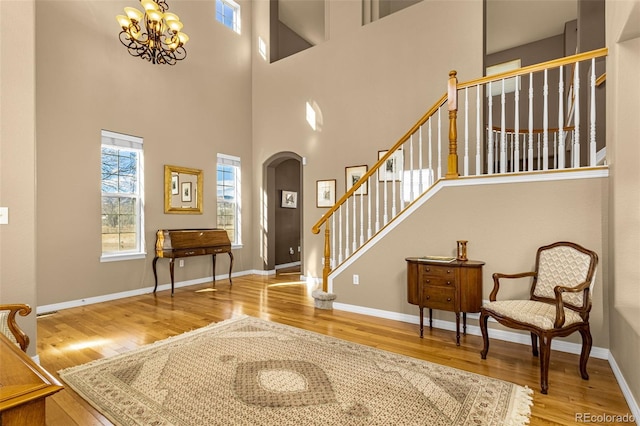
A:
578,325,592,380
539,335,552,394
531,332,539,357
479,310,490,359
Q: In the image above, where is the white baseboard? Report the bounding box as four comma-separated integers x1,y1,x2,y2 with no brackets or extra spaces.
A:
275,261,301,270
608,353,640,424
36,269,263,314
333,302,610,359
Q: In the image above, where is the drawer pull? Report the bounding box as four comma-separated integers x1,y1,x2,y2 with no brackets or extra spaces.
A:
425,267,431,272
426,296,430,300
186,251,195,255
447,298,451,302
447,269,452,274
426,279,430,283
446,281,452,285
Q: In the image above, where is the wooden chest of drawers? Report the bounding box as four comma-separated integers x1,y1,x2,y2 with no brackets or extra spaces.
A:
406,258,484,345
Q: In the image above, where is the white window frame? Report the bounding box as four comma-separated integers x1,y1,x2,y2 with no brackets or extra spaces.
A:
215,0,241,34
216,153,242,247
100,130,146,262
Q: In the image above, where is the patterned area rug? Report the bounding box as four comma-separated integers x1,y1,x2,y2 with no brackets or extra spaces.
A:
59,316,532,425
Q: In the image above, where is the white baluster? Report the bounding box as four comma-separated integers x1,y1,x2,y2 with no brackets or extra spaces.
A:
345,200,349,258
537,133,541,170
543,69,549,170
500,79,507,173
558,65,565,169
590,58,597,166
428,118,433,179
476,85,481,175
553,132,558,169
464,87,469,176
399,146,405,206
359,182,364,246
338,205,343,263
514,77,520,173
352,195,357,253
367,176,372,239
487,81,494,174
331,214,336,268
375,170,380,233
391,150,397,217
437,109,442,179
383,164,388,226
418,126,424,193
573,61,581,167
528,73,534,171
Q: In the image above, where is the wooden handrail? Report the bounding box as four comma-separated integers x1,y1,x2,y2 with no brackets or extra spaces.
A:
311,92,448,234
458,48,608,90
596,72,606,87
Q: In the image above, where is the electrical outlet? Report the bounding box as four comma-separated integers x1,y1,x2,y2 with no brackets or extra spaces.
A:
179,259,184,267
298,246,301,253
289,247,294,255
353,274,359,285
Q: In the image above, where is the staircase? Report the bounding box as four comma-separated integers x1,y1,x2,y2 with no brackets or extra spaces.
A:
312,48,608,292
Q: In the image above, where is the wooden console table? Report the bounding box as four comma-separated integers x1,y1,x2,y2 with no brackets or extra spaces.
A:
406,257,484,345
0,334,63,425
153,229,233,296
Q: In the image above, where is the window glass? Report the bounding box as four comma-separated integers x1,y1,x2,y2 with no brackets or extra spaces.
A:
215,0,241,34
217,154,241,245
101,130,145,261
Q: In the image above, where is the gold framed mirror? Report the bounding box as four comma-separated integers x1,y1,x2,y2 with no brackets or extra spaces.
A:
164,165,203,214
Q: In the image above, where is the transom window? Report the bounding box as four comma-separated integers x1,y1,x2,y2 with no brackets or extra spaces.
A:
101,130,145,261
216,0,241,34
217,154,241,246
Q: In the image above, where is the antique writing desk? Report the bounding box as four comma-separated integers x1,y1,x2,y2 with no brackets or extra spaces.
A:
0,334,63,425
153,229,233,296
406,257,484,345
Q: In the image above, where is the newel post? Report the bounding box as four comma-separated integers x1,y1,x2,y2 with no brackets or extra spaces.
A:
322,223,331,292
446,70,459,179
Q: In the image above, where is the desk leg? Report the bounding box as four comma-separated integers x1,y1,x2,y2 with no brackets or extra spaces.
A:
455,312,461,346
419,307,424,338
152,257,159,293
429,308,433,329
212,254,216,288
463,312,467,334
169,258,175,297
228,252,234,286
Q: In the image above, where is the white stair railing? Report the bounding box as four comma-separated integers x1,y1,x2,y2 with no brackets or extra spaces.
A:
313,48,607,292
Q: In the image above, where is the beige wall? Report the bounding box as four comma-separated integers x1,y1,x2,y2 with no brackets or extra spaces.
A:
251,0,484,279
607,0,640,409
335,176,609,347
35,0,254,306
0,0,37,357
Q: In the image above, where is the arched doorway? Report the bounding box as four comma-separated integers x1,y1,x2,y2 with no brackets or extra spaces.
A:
262,152,303,273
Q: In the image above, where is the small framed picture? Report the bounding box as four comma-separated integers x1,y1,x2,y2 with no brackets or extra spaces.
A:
171,173,179,195
281,190,298,208
316,179,336,208
378,149,403,181
345,165,368,195
181,182,192,202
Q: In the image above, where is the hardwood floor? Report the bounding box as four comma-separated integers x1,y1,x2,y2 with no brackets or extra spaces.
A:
37,270,632,425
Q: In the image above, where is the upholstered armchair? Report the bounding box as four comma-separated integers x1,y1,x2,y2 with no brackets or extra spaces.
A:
479,241,598,394
0,303,32,352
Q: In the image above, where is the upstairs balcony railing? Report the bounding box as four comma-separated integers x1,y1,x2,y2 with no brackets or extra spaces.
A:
312,48,608,291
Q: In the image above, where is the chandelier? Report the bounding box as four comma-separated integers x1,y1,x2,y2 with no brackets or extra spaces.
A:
116,0,189,65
